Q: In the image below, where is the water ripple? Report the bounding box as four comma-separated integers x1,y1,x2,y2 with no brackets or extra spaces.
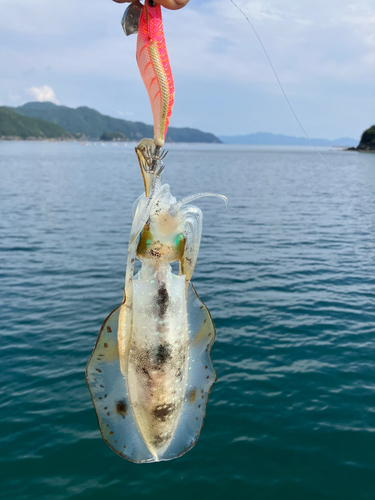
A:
1,143,375,499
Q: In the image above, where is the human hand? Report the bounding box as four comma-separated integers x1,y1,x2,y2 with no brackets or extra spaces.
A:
112,0,189,11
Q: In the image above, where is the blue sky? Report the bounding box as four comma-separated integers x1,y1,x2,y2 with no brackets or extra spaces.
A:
1,0,374,139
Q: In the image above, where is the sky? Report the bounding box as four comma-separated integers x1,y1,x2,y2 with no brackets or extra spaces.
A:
0,0,374,140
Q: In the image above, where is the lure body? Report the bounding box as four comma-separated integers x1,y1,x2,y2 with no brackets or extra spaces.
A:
86,143,226,463
136,2,174,147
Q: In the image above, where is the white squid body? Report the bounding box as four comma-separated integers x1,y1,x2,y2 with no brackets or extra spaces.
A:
86,142,225,463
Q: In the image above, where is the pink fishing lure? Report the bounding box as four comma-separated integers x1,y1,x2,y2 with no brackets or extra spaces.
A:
136,1,174,147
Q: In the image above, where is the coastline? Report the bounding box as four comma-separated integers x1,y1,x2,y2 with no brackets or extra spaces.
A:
345,146,375,153
0,136,79,142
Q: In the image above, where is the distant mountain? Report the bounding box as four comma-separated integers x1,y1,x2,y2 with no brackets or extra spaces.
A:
0,106,73,140
219,132,358,147
8,102,221,143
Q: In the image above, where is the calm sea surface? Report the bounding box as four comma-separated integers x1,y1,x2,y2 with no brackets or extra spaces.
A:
1,142,375,500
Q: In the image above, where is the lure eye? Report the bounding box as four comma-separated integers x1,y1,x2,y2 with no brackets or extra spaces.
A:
148,0,156,7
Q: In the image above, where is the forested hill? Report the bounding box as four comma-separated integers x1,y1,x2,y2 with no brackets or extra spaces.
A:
0,107,73,140
346,125,375,152
8,102,221,143
357,125,375,151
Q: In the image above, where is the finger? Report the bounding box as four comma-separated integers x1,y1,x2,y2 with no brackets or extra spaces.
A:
112,0,189,10
155,0,189,9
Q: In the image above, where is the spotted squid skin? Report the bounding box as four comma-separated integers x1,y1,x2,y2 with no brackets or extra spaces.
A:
127,267,190,458
136,2,174,147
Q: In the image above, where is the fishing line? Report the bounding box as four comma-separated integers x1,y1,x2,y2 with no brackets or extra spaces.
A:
229,0,375,201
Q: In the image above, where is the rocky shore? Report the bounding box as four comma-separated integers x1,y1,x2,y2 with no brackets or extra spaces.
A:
346,125,375,152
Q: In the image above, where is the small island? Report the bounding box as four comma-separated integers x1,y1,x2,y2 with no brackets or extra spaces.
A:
100,132,128,142
347,125,375,152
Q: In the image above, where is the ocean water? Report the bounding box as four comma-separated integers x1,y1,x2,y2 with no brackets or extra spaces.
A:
1,141,375,500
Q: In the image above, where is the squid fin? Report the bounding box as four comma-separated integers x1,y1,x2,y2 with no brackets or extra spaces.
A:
85,304,155,463
158,282,216,460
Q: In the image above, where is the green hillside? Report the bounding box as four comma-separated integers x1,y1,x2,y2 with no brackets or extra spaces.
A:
0,107,72,140
357,125,375,151
8,102,221,143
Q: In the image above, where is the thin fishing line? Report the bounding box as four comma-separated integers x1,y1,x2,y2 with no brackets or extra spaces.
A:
229,0,375,201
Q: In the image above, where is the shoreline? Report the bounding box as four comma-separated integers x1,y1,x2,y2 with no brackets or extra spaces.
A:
0,136,76,142
345,146,375,153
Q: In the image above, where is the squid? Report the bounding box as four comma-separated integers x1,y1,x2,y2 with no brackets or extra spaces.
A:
86,141,226,463
86,0,226,463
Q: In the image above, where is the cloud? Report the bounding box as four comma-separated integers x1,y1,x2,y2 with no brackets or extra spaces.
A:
117,110,134,117
26,85,59,104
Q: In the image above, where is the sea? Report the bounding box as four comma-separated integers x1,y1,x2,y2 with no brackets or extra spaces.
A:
1,141,375,500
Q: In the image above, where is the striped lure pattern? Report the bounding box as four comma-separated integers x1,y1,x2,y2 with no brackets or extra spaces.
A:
136,2,174,147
